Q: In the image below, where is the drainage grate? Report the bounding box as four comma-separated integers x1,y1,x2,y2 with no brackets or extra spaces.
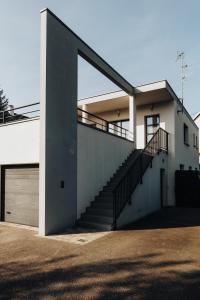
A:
78,238,87,243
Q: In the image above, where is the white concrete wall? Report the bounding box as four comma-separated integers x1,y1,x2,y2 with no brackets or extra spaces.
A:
40,9,78,235
0,119,40,164
136,101,175,205
175,101,199,171
77,123,134,218
117,151,168,228
136,101,175,150
0,118,40,220
135,100,199,206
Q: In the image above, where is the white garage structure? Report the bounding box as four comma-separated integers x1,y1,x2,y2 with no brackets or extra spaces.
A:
0,116,137,233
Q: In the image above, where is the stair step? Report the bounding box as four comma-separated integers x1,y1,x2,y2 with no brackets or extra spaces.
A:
107,179,120,185
77,220,112,231
86,207,113,217
81,214,113,224
92,202,113,209
109,172,127,182
99,191,113,197
95,192,113,202
76,149,143,231
103,186,114,191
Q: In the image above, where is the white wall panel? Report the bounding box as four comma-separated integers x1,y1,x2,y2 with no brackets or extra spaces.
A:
77,123,134,218
0,119,40,165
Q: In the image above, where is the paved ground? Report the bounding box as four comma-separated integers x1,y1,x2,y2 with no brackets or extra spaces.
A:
1,207,200,300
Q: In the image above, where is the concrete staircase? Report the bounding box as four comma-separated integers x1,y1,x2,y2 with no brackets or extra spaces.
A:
76,149,141,231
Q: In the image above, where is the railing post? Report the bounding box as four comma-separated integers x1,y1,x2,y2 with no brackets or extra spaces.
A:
106,121,109,132
140,154,143,184
160,129,161,150
166,132,169,153
158,129,160,154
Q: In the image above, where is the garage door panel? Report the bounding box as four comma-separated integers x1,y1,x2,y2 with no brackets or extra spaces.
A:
5,207,39,226
3,166,39,227
5,194,38,210
5,183,39,195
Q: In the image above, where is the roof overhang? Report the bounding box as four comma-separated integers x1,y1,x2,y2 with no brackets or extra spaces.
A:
78,80,175,114
135,80,174,106
193,112,200,121
78,91,128,114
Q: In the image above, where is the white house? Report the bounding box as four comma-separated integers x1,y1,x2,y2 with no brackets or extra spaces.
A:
78,80,199,207
0,9,198,235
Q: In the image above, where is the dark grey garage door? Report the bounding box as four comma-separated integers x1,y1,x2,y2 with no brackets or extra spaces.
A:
3,166,39,227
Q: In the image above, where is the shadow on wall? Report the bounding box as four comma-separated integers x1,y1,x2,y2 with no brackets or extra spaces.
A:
1,252,200,299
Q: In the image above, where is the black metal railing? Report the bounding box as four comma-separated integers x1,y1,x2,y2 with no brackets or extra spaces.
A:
77,107,133,141
113,127,169,228
0,104,133,141
0,102,133,141
0,102,40,124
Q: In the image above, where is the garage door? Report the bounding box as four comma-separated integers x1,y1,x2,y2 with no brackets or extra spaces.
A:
3,166,39,227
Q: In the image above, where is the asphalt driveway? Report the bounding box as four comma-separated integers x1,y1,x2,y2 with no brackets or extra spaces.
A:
1,207,200,300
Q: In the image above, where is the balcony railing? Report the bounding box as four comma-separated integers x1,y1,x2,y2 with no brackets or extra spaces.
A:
0,103,133,142
77,108,133,141
0,102,40,124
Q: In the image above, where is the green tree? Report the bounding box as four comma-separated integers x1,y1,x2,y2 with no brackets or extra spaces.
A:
0,89,9,111
0,89,9,123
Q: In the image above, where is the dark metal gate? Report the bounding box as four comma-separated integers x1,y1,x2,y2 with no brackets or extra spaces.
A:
175,170,200,207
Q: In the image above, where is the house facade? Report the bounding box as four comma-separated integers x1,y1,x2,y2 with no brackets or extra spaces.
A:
0,9,198,235
78,80,199,206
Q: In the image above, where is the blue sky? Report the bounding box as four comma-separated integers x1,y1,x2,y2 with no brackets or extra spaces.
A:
0,0,200,115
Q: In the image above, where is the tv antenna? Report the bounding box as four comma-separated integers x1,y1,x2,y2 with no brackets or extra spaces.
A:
176,51,188,113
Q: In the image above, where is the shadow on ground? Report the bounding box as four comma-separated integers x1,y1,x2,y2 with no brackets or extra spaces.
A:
1,207,200,299
1,252,200,299
126,207,200,230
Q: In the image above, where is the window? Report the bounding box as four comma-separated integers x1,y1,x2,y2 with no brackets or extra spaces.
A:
193,133,196,147
193,134,198,149
145,114,160,144
109,119,129,138
183,123,189,145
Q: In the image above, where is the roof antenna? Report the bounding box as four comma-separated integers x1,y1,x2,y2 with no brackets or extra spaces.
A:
176,51,188,113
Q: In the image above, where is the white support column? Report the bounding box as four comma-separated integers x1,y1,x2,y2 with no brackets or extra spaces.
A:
129,95,136,145
39,8,134,236
39,10,77,235
82,104,89,124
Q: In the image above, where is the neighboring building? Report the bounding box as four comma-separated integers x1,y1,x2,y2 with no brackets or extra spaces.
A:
193,112,200,163
0,9,199,235
78,80,199,206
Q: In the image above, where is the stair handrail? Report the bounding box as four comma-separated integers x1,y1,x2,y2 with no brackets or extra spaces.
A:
112,127,169,228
